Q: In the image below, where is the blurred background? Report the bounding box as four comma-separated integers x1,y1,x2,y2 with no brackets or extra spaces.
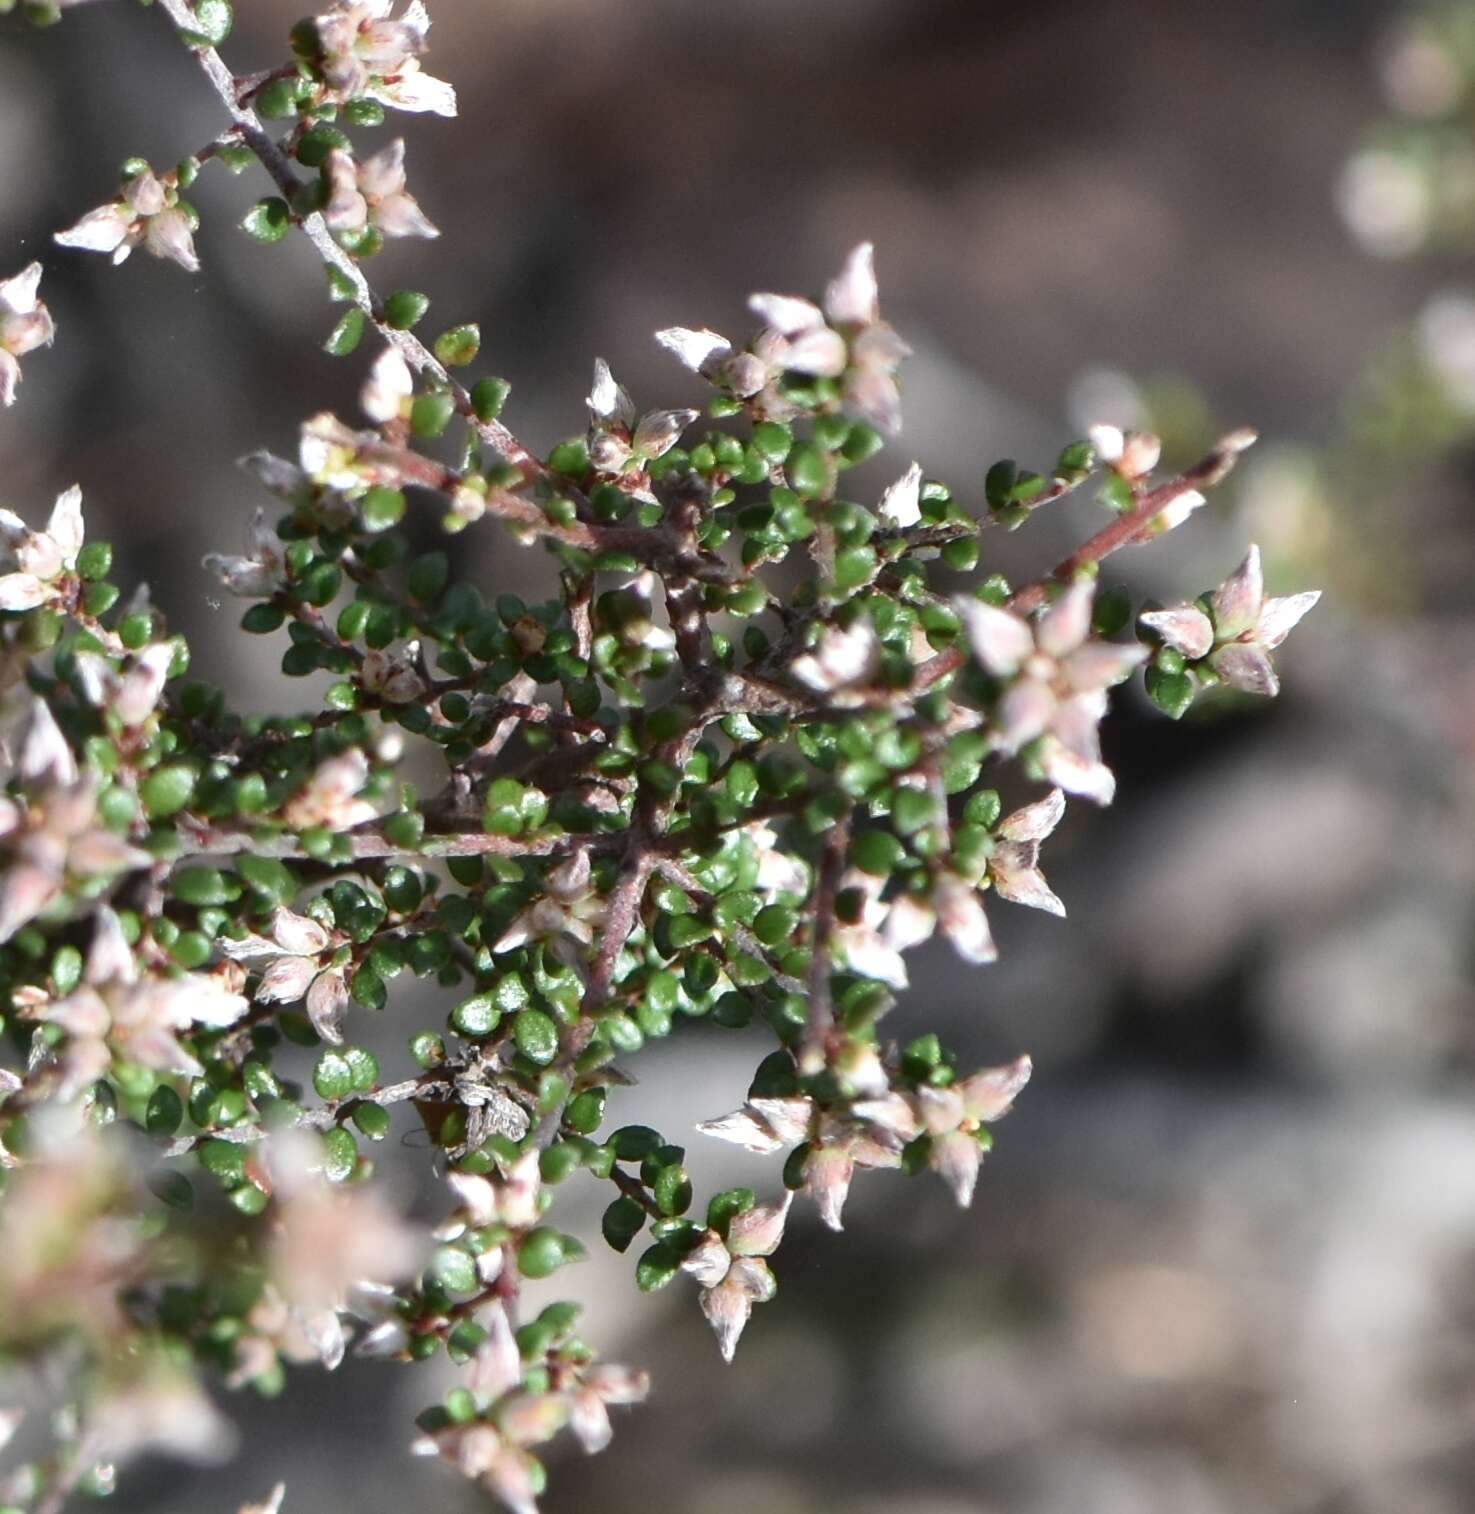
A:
7,1,1475,1511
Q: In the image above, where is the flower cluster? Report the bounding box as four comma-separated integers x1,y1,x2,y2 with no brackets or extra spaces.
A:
0,2,1324,1513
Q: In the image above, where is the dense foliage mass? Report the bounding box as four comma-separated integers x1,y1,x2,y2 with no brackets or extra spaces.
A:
0,3,1319,1511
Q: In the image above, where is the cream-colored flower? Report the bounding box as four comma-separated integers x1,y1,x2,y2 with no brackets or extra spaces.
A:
0,262,55,407
283,748,378,831
493,850,606,961
749,243,912,433
33,908,248,1095
883,788,1068,968
324,140,439,241
309,1,456,115
360,346,415,425
202,507,289,598
0,781,151,944
956,579,1148,805
680,1192,791,1361
855,1054,1032,1208
791,619,880,704
0,485,84,612
219,906,349,1044
262,1131,426,1369
584,358,697,474
55,168,199,273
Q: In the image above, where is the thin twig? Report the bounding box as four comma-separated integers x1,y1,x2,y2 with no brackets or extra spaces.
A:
798,812,851,1077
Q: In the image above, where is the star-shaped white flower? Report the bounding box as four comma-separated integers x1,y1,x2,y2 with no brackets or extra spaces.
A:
881,788,1068,967
748,242,913,433
1139,544,1320,697
220,906,351,1043
324,140,439,241
202,507,289,598
680,1192,791,1361
854,1054,1032,1208
791,618,880,704
309,1,455,116
493,850,607,961
583,358,698,474
33,907,248,1095
56,168,199,274
955,579,1147,804
877,461,924,529
0,485,85,612
0,780,151,944
0,262,55,407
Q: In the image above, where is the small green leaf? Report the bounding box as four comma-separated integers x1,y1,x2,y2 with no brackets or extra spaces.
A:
451,993,501,1039
145,1085,184,1138
322,1125,358,1182
324,307,365,357
470,376,510,422
852,829,905,876
634,1241,683,1292
181,0,232,46
1146,664,1195,720
410,391,456,440
608,1125,663,1161
517,1227,566,1279
140,765,196,818
313,1051,354,1101
240,197,290,245
148,1170,194,1211
434,1244,479,1294
985,459,1017,510
384,289,430,330
601,1196,646,1253
513,1008,559,1067
433,323,481,368
360,486,406,532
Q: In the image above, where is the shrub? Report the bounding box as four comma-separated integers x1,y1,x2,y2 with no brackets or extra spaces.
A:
0,2,1318,1510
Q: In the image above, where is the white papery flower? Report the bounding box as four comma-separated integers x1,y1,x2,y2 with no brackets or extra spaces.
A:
264,1131,426,1370
361,641,427,704
748,243,912,433
283,748,378,831
854,1054,1032,1207
880,788,1068,968
832,868,910,989
34,907,248,1095
55,168,199,273
0,262,55,407
0,781,151,945
877,461,923,529
202,507,288,598
360,345,415,424
565,1363,650,1454
956,579,1147,805
219,907,350,1044
681,1193,791,1361
238,1485,287,1514
1139,545,1319,700
0,485,85,612
324,140,439,241
114,643,177,727
1201,544,1321,697
791,619,880,705
654,326,731,376
584,358,697,474
493,850,606,961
